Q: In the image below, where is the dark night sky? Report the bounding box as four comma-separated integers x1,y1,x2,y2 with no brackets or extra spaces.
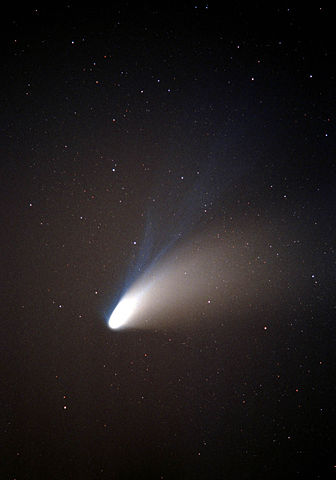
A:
1,3,336,479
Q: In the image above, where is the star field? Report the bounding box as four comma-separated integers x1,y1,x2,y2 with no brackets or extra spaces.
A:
1,4,335,479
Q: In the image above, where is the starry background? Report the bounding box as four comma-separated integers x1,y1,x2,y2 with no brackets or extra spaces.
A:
1,3,335,479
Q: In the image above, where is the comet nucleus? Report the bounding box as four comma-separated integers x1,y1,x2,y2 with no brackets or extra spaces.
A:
108,294,140,329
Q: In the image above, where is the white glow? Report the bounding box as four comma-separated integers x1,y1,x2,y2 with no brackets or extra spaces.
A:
108,295,139,329
107,221,299,331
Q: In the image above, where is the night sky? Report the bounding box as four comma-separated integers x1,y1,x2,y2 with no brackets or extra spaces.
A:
2,4,336,479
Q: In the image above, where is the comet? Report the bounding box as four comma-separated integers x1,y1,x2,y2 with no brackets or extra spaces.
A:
106,162,298,331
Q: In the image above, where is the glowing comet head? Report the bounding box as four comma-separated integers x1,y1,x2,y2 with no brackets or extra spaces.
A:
108,294,139,329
